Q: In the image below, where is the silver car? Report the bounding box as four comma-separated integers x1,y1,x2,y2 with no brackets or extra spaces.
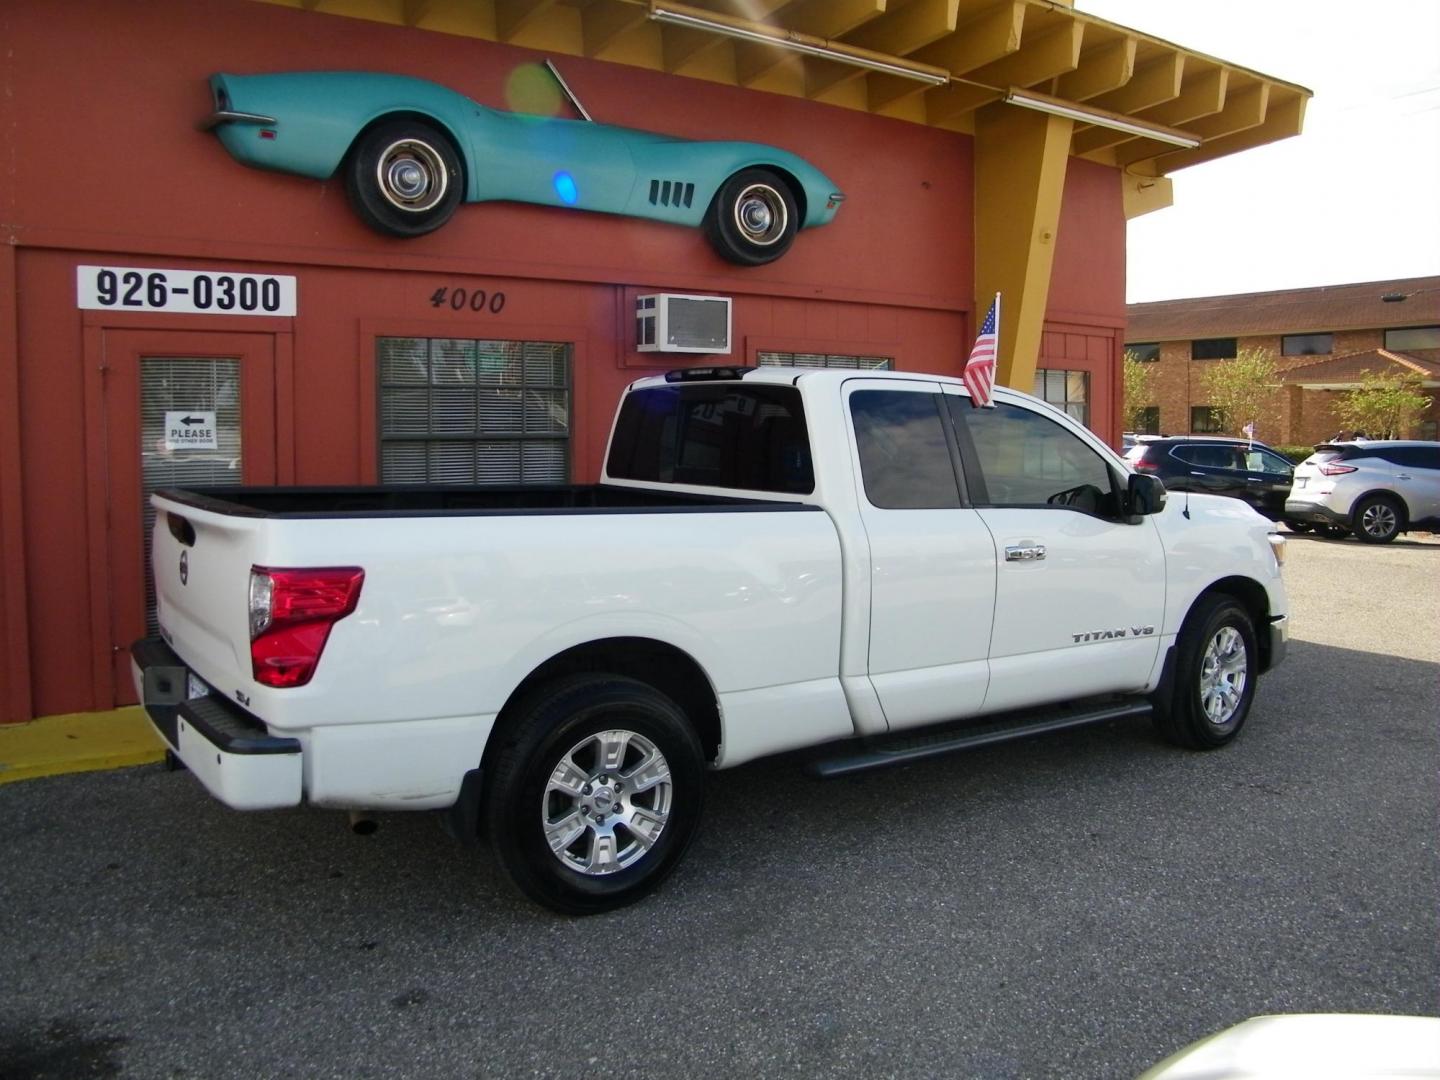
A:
1286,441,1440,543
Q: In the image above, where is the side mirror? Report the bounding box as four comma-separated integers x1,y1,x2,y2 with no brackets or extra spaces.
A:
1126,472,1167,522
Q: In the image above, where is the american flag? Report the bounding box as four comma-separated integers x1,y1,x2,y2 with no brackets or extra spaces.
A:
963,293,1000,408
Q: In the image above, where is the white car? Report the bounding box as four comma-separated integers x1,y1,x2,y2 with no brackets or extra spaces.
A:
132,367,1288,913
1286,440,1440,543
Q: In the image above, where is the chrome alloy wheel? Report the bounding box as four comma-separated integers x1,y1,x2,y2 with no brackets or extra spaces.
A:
375,138,449,213
1360,501,1398,539
1199,625,1248,726
732,183,789,247
542,729,673,876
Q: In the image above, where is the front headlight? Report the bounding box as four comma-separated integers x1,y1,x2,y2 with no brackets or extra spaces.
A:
1267,532,1287,569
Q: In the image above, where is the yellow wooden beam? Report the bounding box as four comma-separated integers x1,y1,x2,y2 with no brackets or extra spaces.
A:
1055,35,1135,101
496,0,560,41
582,0,649,58
661,23,728,70
926,81,1002,126
1122,173,1173,219
401,0,434,26
964,19,1084,90
784,0,888,38
1147,91,1306,173
805,58,867,99
1139,65,1228,126
1072,54,1184,154
915,1,1022,75
973,101,1072,393
843,0,958,57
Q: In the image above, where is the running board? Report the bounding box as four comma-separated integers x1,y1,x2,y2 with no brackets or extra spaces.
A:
807,699,1152,779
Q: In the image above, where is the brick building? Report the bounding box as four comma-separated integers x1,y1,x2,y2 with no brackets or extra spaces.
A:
1124,276,1440,445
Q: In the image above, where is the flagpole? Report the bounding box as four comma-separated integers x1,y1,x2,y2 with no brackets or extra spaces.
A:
993,292,1001,388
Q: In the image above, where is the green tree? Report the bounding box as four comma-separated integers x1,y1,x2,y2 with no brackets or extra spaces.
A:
1335,369,1433,439
1199,346,1280,437
1122,351,1157,432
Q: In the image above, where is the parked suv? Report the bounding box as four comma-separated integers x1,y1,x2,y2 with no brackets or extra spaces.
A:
1286,441,1440,543
1124,436,1297,524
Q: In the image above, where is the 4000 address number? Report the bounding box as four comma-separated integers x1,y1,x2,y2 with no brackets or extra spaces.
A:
76,266,297,316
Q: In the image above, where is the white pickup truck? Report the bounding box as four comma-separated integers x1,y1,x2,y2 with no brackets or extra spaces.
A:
134,366,1289,913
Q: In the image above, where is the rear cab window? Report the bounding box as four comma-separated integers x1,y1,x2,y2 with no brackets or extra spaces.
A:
848,389,961,509
607,384,814,494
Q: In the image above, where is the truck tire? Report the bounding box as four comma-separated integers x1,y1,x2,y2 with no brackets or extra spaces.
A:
483,674,706,915
1152,594,1257,750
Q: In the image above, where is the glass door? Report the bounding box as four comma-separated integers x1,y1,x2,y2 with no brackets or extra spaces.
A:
102,330,275,705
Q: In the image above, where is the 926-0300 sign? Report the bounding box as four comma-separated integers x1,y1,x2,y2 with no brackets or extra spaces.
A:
76,265,297,316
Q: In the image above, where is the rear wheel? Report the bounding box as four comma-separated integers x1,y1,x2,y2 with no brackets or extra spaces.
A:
1153,595,1257,750
344,119,463,238
1353,494,1403,544
703,168,799,266
483,675,706,915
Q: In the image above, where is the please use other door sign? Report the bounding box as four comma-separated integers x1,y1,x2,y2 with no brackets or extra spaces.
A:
165,411,219,451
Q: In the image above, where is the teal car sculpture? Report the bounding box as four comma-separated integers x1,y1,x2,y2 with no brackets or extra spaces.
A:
203,71,844,265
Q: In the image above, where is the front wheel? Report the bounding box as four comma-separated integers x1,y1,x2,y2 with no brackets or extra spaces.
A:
344,119,463,238
1353,494,1404,544
483,675,706,915
1153,595,1258,750
703,168,799,266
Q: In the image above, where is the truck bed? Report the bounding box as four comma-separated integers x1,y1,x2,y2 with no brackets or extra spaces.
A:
156,483,815,518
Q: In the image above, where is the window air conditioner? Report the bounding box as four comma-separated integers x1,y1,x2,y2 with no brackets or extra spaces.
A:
635,293,732,354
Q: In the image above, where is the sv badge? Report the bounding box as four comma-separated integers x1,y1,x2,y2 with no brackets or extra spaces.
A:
179,550,189,586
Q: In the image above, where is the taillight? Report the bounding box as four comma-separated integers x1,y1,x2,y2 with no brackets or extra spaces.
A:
1318,462,1358,476
249,566,364,688
1134,460,1159,472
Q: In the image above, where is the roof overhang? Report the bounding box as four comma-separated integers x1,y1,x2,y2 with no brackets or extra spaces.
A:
260,0,1310,179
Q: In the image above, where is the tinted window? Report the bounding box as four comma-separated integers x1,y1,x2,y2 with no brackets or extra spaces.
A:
1173,444,1241,469
1384,326,1440,351
850,390,960,509
1281,333,1333,356
1191,406,1223,433
608,385,814,494
1192,338,1238,360
951,400,1118,516
1386,447,1440,470
1246,449,1293,475
1127,343,1160,362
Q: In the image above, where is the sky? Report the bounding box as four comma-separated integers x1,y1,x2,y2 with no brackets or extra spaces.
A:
1078,0,1440,303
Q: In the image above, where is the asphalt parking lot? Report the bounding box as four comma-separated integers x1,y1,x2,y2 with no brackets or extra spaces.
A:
2,532,1436,1080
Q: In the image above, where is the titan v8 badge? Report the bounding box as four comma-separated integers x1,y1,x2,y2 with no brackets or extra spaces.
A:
1072,625,1154,644
179,550,189,586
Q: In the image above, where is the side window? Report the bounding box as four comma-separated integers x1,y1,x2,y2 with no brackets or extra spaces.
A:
849,390,961,509
1247,449,1293,475
1388,447,1440,470
1173,444,1240,470
952,400,1119,517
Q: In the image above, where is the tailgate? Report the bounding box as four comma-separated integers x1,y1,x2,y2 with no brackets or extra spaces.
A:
150,493,266,693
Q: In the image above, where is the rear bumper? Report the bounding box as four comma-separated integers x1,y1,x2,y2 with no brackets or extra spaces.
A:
130,637,301,810
1284,498,1349,527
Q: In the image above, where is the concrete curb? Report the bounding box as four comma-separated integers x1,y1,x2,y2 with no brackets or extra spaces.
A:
0,707,164,785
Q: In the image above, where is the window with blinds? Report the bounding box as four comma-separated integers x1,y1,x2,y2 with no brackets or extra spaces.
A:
757,352,893,370
378,337,571,485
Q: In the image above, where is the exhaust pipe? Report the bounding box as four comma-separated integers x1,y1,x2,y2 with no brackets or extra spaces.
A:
348,810,378,836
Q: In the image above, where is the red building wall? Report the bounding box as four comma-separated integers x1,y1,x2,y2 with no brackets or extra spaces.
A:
0,0,1126,720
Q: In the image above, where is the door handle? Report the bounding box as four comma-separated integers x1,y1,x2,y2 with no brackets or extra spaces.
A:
1396,473,1411,480
1005,543,1046,562
1190,471,1207,477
